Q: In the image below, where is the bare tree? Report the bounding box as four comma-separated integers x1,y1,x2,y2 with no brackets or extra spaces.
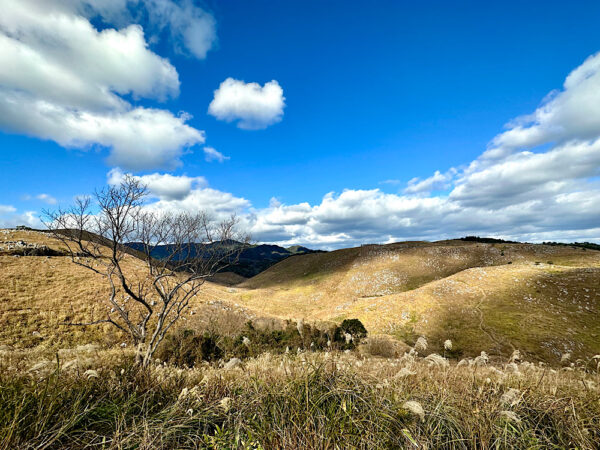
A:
44,176,248,367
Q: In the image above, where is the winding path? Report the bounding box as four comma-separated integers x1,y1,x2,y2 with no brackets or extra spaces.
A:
474,286,515,352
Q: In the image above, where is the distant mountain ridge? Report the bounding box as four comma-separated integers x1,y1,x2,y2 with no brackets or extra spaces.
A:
125,241,324,278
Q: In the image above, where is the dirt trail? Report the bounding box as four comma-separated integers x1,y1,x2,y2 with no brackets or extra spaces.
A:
474,286,514,352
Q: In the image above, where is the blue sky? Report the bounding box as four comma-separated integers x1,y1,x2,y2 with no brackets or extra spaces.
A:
2,0,600,248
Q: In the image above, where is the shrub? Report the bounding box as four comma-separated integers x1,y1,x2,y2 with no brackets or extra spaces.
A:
156,329,222,367
341,319,368,340
334,319,368,346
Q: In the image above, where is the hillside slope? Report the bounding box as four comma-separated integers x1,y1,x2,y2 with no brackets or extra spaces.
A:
2,229,599,364
0,229,275,349
233,240,600,362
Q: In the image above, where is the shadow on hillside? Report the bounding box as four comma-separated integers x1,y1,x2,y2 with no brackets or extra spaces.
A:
239,247,362,289
240,241,446,289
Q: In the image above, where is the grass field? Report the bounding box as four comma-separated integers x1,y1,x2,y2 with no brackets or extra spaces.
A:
2,228,600,360
232,240,600,363
0,229,275,350
2,229,600,447
2,346,600,448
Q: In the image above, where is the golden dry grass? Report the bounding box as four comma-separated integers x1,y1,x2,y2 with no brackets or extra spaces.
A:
0,229,270,349
2,346,599,448
232,240,600,362
2,229,600,364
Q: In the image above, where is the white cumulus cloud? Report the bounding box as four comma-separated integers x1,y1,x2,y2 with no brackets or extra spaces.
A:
144,0,217,59
108,168,207,201
0,0,207,170
69,0,217,60
144,188,251,223
482,51,600,162
107,169,249,221
208,78,286,130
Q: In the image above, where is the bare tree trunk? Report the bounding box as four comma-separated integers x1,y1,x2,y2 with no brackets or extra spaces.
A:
135,343,145,367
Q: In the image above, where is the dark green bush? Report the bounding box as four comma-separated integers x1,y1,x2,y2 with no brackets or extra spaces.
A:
156,329,222,367
334,319,368,345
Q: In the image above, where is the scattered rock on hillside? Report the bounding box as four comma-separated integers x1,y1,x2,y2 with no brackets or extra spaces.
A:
224,358,242,370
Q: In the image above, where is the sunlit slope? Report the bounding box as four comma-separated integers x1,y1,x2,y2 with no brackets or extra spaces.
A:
345,263,600,362
241,240,598,292
0,230,266,349
234,241,600,362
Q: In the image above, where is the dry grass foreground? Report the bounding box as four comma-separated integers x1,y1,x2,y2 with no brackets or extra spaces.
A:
1,346,599,448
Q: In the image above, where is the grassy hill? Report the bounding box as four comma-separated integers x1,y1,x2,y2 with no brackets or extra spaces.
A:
2,228,600,364
0,229,277,350
232,240,600,363
2,228,600,447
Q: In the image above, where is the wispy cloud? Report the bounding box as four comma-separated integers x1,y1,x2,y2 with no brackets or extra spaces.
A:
36,194,57,205
203,147,230,163
404,169,456,194
378,179,402,186
21,194,57,204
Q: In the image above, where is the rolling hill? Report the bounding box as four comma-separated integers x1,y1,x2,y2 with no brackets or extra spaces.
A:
2,228,599,364
231,240,600,362
0,229,278,349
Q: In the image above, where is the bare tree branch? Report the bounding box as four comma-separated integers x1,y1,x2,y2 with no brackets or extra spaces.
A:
43,175,249,367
